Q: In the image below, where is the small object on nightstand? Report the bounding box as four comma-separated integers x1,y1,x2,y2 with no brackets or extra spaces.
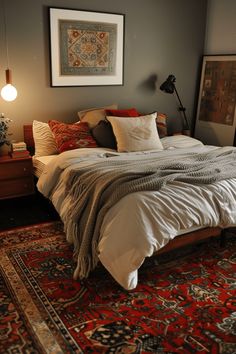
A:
173,130,191,136
182,129,191,136
10,150,30,158
10,141,30,158
11,141,27,151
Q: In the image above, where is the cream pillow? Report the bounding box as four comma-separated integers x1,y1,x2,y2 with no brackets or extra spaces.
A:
78,104,118,128
33,120,58,156
107,113,163,152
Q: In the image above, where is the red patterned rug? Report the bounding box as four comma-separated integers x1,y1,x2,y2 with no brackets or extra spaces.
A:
0,222,235,353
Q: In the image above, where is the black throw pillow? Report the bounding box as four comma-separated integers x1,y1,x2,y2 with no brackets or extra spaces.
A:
91,120,117,149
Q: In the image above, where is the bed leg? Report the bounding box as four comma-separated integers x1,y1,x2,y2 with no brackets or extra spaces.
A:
220,229,227,248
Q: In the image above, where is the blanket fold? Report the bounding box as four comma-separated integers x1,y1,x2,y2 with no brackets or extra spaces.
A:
63,147,236,280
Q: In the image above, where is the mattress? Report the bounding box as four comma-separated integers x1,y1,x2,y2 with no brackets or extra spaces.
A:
33,155,57,178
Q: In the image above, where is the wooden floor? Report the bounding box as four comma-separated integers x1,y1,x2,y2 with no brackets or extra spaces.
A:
0,191,60,231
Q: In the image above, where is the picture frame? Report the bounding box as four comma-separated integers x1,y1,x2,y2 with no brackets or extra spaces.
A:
194,55,236,146
49,7,125,87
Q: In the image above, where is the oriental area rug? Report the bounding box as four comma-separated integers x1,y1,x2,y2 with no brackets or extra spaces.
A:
0,222,235,354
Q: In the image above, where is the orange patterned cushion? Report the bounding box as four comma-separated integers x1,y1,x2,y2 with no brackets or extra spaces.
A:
156,113,168,138
137,112,168,138
48,120,97,153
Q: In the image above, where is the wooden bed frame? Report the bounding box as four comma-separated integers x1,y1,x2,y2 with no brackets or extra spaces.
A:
23,124,226,255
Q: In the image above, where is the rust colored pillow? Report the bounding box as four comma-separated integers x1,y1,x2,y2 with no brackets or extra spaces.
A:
137,111,168,138
156,113,168,138
105,108,139,117
48,120,97,153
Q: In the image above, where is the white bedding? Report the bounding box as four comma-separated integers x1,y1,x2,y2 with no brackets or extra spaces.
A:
36,139,236,290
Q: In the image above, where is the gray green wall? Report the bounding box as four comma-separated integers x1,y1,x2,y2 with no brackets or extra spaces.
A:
0,0,207,141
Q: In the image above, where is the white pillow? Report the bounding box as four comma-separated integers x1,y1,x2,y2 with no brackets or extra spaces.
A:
107,113,163,152
33,120,58,157
161,135,204,150
77,104,118,128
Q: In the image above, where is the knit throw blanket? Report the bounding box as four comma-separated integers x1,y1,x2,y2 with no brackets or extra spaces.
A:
64,147,236,280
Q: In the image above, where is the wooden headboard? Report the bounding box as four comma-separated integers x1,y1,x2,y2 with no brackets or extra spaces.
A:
23,125,34,154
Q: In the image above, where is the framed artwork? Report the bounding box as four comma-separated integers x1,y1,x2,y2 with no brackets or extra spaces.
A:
49,7,125,87
194,55,236,146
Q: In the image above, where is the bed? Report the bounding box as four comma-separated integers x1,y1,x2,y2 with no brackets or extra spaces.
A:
23,112,236,290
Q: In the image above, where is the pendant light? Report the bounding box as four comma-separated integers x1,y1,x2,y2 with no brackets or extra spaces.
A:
1,0,17,102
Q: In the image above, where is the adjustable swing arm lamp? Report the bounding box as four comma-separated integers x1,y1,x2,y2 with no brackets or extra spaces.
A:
160,74,190,131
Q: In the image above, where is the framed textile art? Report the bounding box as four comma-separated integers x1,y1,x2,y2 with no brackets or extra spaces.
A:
194,55,236,146
49,8,124,87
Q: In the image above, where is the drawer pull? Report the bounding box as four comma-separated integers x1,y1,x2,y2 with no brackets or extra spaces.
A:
23,167,27,172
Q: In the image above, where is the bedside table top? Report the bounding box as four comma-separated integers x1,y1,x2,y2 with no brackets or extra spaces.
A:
0,154,32,163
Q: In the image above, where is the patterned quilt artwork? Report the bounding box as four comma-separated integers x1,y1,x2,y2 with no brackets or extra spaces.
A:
60,20,117,76
0,222,235,353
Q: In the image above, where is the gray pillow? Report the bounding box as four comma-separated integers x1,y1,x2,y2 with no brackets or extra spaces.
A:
91,120,117,149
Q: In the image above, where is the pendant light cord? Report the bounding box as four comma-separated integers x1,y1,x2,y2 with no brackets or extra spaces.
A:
2,0,10,68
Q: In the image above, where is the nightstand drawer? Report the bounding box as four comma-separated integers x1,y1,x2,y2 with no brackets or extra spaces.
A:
0,159,32,180
0,177,34,199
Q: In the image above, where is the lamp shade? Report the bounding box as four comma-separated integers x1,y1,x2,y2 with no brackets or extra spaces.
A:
160,75,176,94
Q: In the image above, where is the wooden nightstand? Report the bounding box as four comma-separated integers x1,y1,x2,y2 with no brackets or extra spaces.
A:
0,155,34,199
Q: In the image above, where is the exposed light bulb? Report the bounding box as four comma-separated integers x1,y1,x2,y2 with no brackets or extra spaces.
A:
1,83,17,101
1,69,17,102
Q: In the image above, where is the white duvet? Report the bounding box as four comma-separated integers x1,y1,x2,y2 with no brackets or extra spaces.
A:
37,138,236,290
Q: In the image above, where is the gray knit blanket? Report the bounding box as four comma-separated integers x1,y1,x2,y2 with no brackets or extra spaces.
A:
64,147,236,279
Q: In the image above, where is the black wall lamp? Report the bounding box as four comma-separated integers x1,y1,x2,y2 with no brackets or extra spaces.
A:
160,75,190,134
